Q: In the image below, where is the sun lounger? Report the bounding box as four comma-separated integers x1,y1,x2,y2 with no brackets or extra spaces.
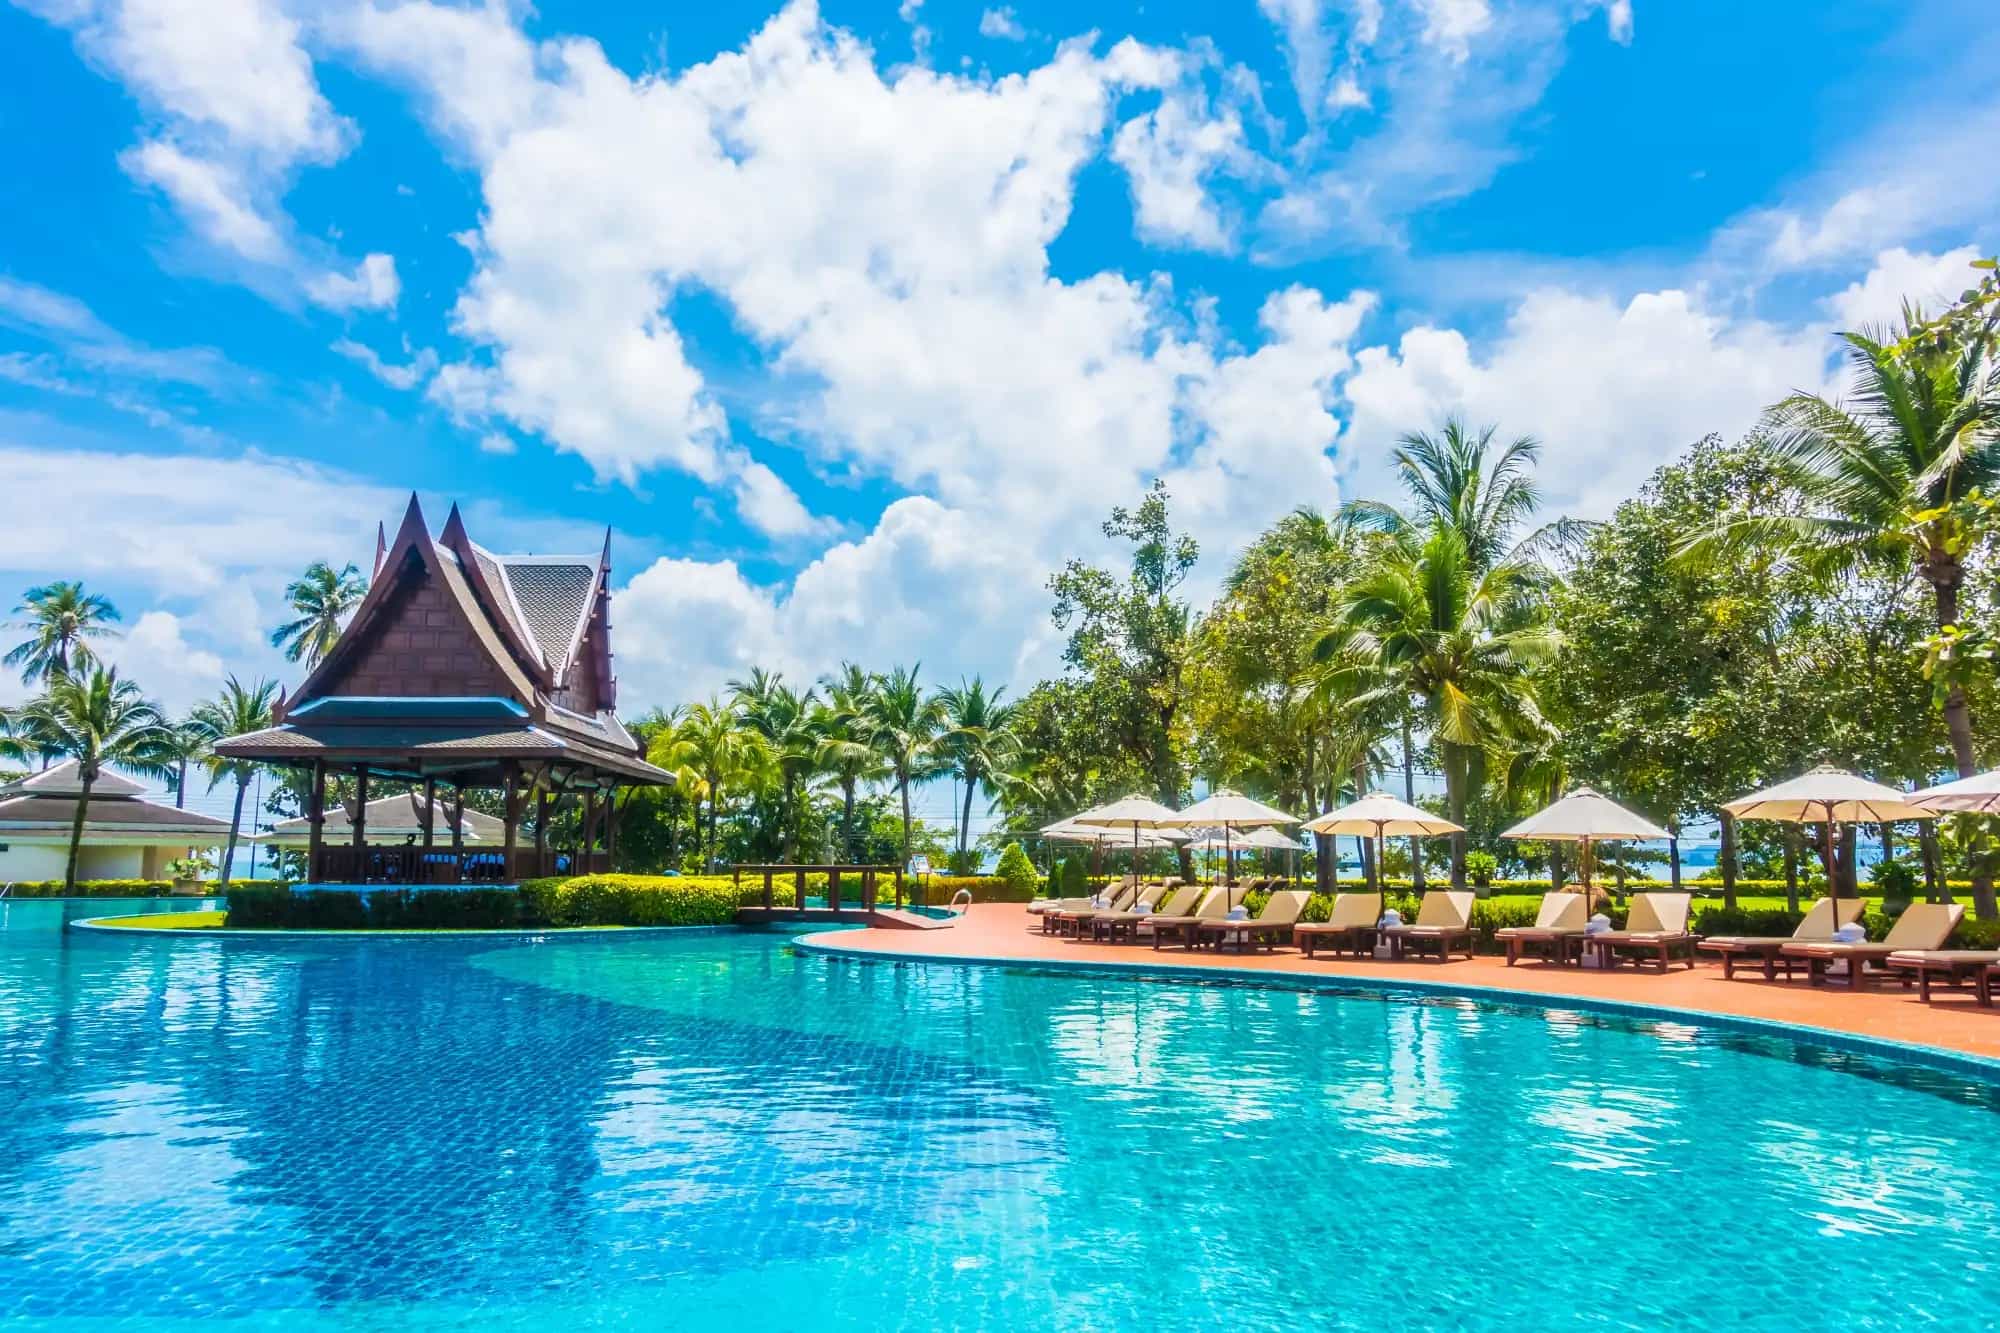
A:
1294,892,1383,959
1049,884,1140,937
1781,903,1965,990
1088,885,1199,942
1379,891,1476,963
1883,949,2000,1004
1583,893,1695,971
1148,886,1232,950
1195,890,1312,953
1696,897,1865,980
1493,891,1587,966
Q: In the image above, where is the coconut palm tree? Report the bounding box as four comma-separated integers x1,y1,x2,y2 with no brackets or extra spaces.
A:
640,705,706,867
662,698,770,871
4,581,121,686
816,662,888,863
937,677,1019,861
13,667,173,892
158,718,212,810
1686,313,2000,775
1340,418,1579,573
729,670,824,862
1316,524,1559,887
862,664,948,869
270,561,368,667
188,677,280,887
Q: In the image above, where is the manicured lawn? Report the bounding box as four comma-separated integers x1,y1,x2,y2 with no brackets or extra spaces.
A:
93,911,228,930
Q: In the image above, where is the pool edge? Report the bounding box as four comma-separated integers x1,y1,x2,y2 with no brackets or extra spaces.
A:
792,931,2000,1084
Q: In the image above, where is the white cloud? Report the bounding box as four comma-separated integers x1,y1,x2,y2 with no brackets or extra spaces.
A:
105,610,226,713
26,0,394,310
979,7,1025,41
1416,0,1492,62
331,334,437,389
728,457,830,540
1111,79,1250,252
1600,0,1634,44
1825,246,1985,332
1340,285,1836,517
477,431,516,455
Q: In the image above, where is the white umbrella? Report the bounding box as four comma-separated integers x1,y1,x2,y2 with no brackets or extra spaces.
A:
1502,787,1669,893
1307,791,1463,893
1909,768,2000,814
1157,789,1298,902
1722,766,1932,899
1069,793,1188,867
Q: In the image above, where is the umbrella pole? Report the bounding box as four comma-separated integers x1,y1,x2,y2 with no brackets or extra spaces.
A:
1375,822,1386,902
1821,804,1840,901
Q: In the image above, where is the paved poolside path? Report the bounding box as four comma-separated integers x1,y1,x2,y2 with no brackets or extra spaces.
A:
800,904,2000,1065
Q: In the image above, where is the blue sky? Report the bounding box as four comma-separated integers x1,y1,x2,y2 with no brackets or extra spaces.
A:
1,0,1996,761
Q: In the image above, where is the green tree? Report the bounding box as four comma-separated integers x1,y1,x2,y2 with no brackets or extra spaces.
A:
995,841,1038,895
862,664,947,869
14,667,173,892
158,717,213,810
188,676,280,887
659,698,770,871
4,581,120,685
1685,312,2000,915
816,662,889,863
1320,522,1559,887
730,668,824,863
937,676,1019,857
270,561,367,667
1048,479,1199,826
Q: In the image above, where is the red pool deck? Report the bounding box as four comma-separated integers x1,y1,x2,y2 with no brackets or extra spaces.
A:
800,904,2000,1067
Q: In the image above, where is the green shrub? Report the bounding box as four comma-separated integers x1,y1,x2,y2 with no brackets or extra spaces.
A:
5,878,286,898
225,876,739,929
1950,917,2000,950
520,874,740,927
1871,858,1920,908
944,848,982,875
995,842,1039,897
1059,857,1087,898
1464,851,1498,888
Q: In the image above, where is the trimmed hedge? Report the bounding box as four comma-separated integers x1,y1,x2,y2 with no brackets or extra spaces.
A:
6,878,284,899
518,875,739,927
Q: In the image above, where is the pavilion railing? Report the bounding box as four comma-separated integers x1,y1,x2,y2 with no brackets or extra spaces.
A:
309,847,611,885
732,864,905,912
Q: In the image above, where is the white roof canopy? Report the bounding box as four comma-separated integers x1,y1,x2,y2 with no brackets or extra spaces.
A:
1909,768,2000,815
1158,788,1297,829
1070,793,1183,829
1721,766,1931,824
1502,787,1670,842
1305,791,1463,837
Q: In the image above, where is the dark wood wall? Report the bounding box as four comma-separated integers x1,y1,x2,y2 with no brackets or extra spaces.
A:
319,558,516,699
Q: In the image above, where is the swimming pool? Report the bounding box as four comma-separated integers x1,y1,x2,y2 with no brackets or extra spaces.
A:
3,899,1996,1330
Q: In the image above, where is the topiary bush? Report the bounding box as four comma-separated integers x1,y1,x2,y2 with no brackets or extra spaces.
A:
995,842,1039,897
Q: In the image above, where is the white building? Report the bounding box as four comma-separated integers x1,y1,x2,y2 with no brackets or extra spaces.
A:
0,760,234,882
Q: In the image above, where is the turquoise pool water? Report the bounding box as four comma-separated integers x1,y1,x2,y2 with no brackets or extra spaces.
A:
3,899,1997,1330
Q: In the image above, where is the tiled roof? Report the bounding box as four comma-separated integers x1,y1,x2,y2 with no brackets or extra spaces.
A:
0,793,233,832
0,759,148,799
497,558,597,672
266,793,506,844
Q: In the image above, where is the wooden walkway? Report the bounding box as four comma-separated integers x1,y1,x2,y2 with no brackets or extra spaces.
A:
735,906,951,931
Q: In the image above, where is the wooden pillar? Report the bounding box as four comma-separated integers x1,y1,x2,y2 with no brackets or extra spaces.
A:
583,790,598,874
307,760,326,883
793,867,806,911
536,789,550,876
828,867,842,913
352,769,369,882
422,777,436,853
502,764,520,882
605,789,619,869
450,784,465,864
862,869,877,912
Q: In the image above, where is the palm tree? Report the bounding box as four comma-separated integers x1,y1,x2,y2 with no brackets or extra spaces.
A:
816,662,888,862
13,667,173,892
730,670,823,862
937,677,1019,860
1341,417,1581,573
4,581,120,685
862,664,948,869
270,561,368,667
1317,524,1559,887
188,677,280,887
662,698,770,871
640,705,706,867
157,718,212,809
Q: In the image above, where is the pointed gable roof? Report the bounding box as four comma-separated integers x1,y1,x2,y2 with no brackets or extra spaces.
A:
0,758,149,799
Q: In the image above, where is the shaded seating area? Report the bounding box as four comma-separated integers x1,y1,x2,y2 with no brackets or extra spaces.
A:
1697,897,1866,981
1379,890,1476,963
1584,892,1695,971
1294,892,1382,960
1194,889,1311,953
1884,950,2000,1005
1149,886,1231,950
1089,884,1199,942
1780,903,1965,990
1493,891,1587,966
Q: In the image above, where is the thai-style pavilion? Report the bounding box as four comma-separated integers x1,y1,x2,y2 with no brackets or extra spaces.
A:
215,496,672,886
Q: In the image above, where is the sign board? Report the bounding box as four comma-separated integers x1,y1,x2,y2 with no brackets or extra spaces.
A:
909,854,931,877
